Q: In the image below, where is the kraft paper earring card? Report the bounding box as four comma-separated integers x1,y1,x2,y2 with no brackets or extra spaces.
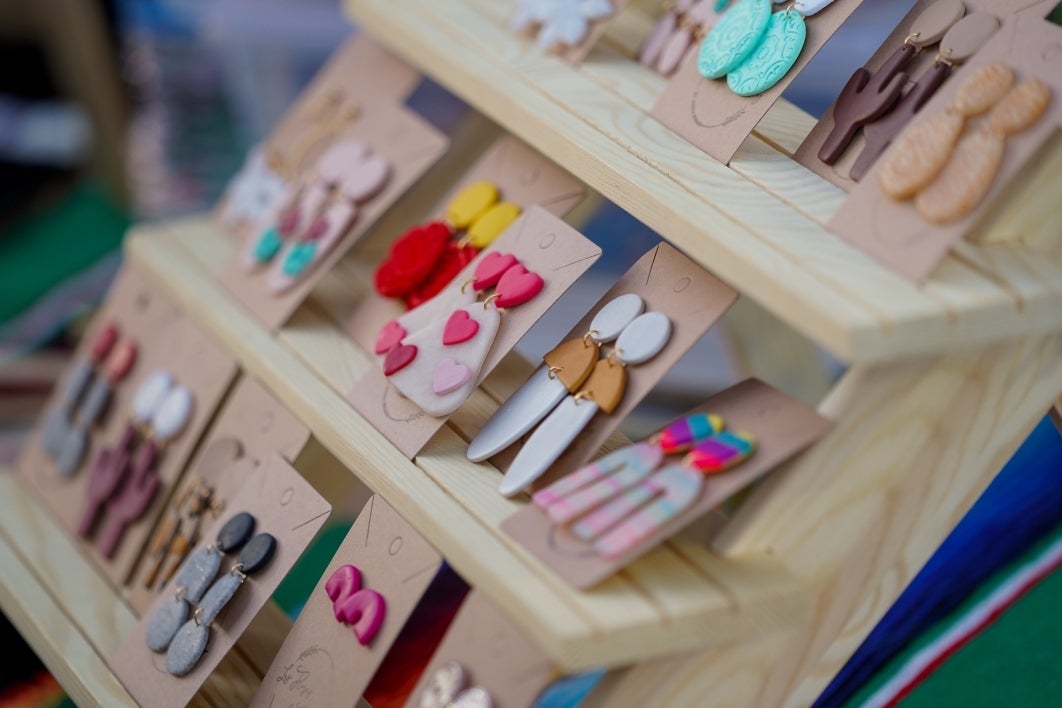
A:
18,266,239,591
252,495,445,708
502,378,833,589
652,0,866,165
126,376,311,614
350,206,601,459
112,454,331,708
827,11,1061,282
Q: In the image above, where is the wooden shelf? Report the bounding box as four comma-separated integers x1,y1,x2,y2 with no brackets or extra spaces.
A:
0,470,278,708
120,216,810,672
345,0,1062,365
0,474,136,708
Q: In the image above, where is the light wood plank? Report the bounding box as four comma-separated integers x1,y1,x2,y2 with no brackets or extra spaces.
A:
586,333,1062,707
0,492,136,707
0,472,278,708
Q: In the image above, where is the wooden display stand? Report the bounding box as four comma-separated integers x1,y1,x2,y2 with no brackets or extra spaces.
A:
1,1,1061,706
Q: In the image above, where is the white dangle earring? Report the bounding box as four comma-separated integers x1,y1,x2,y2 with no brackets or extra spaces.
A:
466,293,645,462
498,310,673,497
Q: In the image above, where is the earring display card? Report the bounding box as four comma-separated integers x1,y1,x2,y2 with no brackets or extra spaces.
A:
502,378,833,589
403,590,556,708
127,376,311,614
18,267,177,490
222,96,449,331
347,134,587,355
350,206,602,458
111,454,332,708
215,36,425,239
651,0,866,165
17,267,239,589
484,243,739,489
827,12,1062,283
252,495,442,708
794,0,1052,190
511,0,632,65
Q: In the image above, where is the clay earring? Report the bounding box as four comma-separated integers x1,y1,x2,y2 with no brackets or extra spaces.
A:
878,62,1015,200
241,103,365,274
818,0,967,165
57,339,137,477
145,512,256,652
325,564,387,645
466,293,646,462
267,140,391,294
78,370,194,559
654,0,722,77
532,412,724,522
418,662,493,708
698,0,836,96
914,76,1049,224
224,93,356,231
42,322,118,460
848,11,1001,180
385,261,545,417
140,439,243,591
640,0,696,69
575,430,755,558
375,251,520,358
219,146,291,231
498,311,673,497
511,0,616,52
166,531,277,676
534,427,754,559
373,181,521,310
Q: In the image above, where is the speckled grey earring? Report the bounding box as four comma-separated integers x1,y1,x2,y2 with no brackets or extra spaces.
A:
145,512,256,653
166,532,277,676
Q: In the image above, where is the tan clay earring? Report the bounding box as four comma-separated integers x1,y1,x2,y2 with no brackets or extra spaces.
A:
914,77,1050,224
878,62,1014,200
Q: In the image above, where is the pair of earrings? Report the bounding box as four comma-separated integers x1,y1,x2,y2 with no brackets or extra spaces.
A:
533,413,755,559
140,476,223,592
42,322,137,477
879,62,1049,225
139,439,242,591
221,93,358,231
467,294,672,497
510,0,615,52
378,253,545,417
78,370,194,559
820,1,1000,179
373,181,521,310
697,0,835,97
419,662,493,708
640,0,730,77
324,564,387,645
146,512,276,676
245,137,391,295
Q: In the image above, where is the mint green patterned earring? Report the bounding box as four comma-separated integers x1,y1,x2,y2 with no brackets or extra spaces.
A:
698,0,834,97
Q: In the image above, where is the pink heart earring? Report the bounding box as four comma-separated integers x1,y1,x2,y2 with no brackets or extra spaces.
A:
383,257,544,417
267,140,391,295
372,251,524,357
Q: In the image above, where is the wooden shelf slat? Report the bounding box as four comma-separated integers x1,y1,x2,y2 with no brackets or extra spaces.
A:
0,474,137,708
344,0,1062,364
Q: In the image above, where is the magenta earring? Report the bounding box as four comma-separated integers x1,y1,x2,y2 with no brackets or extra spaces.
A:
325,564,386,645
